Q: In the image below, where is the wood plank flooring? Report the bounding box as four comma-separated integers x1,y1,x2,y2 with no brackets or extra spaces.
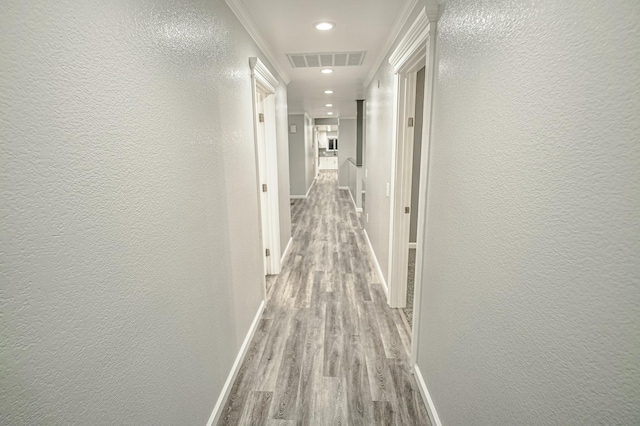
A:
218,171,431,426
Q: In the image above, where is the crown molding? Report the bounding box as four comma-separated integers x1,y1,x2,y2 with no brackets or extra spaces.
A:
426,0,440,21
225,0,291,84
250,57,278,93
363,0,418,87
389,8,429,74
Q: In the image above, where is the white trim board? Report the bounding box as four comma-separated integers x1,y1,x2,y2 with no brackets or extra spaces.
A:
225,0,290,84
207,300,266,426
408,242,417,249
364,0,419,87
250,57,282,276
342,187,363,213
413,364,443,426
389,8,429,73
305,178,316,198
281,237,293,265
386,8,431,309
290,177,316,199
410,20,437,367
250,57,278,93
363,229,389,298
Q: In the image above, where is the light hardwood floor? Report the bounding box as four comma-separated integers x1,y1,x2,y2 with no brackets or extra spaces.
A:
218,171,431,426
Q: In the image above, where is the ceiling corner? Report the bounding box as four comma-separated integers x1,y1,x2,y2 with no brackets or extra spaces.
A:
363,0,419,88
224,0,291,84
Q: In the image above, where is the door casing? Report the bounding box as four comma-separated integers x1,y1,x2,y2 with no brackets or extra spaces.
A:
250,57,282,279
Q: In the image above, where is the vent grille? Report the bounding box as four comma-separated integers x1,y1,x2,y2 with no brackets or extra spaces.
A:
286,51,366,69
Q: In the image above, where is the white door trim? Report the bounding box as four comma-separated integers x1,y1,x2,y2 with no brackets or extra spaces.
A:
250,57,282,276
410,21,437,367
387,8,430,309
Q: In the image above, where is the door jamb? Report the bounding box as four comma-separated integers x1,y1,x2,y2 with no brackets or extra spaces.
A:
387,8,430,309
410,21,437,366
250,57,282,277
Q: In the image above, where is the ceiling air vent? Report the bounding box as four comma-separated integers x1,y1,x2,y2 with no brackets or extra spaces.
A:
286,51,367,69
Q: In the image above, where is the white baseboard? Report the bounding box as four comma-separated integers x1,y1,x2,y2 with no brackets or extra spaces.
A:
408,242,417,249
413,364,443,426
207,300,266,426
342,187,363,214
363,229,389,298
305,178,316,198
290,194,307,199
281,237,293,265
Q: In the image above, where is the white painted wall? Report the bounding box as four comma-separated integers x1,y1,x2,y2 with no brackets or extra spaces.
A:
416,0,640,424
338,119,357,187
0,0,290,423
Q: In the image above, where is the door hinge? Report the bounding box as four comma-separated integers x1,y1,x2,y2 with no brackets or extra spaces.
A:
265,248,271,257
405,206,410,214
408,117,414,127
262,183,267,192
259,113,264,123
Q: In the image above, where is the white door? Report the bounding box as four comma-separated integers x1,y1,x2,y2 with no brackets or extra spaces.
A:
255,91,269,274
250,57,282,278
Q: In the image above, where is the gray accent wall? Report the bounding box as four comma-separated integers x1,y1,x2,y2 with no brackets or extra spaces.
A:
0,0,290,424
416,0,640,424
409,67,425,243
338,119,357,187
288,114,314,197
288,114,307,196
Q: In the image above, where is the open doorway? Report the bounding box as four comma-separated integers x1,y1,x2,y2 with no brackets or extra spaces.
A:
385,9,435,363
250,58,282,288
403,66,426,329
316,124,339,171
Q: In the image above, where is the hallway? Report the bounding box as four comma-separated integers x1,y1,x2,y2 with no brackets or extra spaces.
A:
219,171,431,425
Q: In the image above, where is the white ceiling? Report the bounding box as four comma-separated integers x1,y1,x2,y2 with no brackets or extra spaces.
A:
234,0,415,119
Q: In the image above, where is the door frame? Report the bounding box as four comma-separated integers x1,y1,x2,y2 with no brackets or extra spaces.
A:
387,8,431,309
250,57,282,276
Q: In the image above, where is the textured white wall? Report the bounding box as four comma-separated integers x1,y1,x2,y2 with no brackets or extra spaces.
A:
0,0,289,424
416,0,640,424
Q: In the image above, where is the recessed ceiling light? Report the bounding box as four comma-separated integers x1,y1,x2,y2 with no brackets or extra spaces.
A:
314,22,335,31
324,90,333,94
321,69,333,74
327,112,334,115
325,103,333,107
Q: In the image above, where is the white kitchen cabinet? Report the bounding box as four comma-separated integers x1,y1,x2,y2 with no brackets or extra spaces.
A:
319,156,338,170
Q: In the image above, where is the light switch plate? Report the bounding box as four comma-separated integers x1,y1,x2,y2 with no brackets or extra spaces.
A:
290,124,297,133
